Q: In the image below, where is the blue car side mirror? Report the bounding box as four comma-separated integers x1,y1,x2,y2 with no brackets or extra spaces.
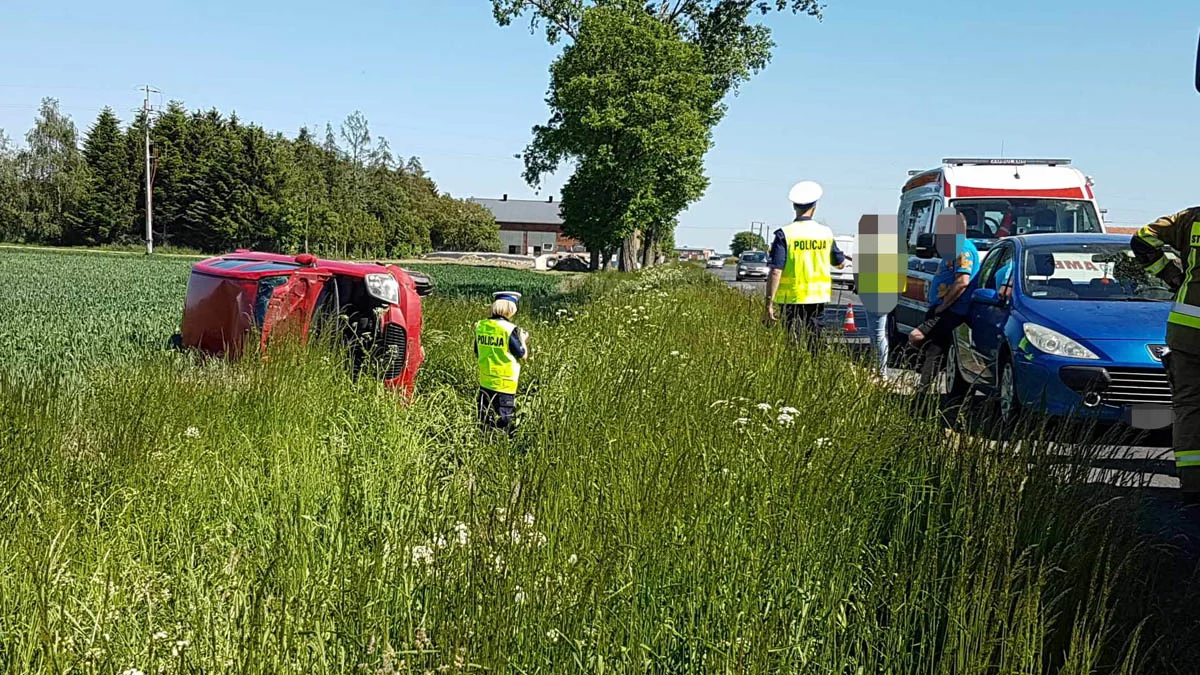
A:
972,288,1002,305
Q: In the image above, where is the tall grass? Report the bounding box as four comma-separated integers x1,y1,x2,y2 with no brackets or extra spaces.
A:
0,264,1185,673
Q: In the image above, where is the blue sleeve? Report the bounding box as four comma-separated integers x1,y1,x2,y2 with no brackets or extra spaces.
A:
508,328,527,359
830,240,846,266
954,247,979,277
768,230,787,270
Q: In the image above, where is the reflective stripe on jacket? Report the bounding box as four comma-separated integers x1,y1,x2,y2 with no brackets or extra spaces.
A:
476,318,521,394
777,220,835,305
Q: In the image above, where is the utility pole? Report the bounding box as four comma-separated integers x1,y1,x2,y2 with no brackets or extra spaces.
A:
141,85,160,255
750,221,766,249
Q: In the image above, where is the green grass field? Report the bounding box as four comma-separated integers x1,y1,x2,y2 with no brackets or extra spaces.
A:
0,248,1194,673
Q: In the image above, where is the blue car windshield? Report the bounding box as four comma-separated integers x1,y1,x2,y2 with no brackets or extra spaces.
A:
1021,243,1176,302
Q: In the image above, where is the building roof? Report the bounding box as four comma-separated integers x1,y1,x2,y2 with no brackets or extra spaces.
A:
469,197,563,226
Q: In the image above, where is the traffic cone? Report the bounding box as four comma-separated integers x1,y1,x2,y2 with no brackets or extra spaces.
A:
842,302,857,332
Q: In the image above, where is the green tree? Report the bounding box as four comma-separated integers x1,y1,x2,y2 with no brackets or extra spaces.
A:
428,196,502,252
730,230,765,256
494,0,823,269
77,108,136,245
518,6,718,270
15,98,90,243
0,130,20,241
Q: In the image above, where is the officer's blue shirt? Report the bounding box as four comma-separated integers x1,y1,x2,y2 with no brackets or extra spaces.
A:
767,217,846,270
474,315,527,359
928,239,980,315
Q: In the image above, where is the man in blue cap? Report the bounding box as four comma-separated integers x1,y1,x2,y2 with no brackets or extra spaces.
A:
475,291,529,433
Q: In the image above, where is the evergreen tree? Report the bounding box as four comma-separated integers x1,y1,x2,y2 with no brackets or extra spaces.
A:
77,107,136,245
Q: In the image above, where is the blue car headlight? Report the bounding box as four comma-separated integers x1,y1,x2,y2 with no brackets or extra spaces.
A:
1023,323,1099,360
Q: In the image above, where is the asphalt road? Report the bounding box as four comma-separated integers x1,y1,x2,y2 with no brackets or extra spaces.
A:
709,263,1180,490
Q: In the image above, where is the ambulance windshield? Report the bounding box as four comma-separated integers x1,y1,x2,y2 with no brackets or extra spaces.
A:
1020,242,1176,302
952,199,1103,239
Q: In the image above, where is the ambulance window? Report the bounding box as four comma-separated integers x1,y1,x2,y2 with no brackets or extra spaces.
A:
906,200,933,244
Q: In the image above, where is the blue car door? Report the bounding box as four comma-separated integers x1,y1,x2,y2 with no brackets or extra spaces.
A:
968,243,1016,386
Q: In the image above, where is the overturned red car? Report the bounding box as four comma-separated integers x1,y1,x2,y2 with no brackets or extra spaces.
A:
174,250,431,394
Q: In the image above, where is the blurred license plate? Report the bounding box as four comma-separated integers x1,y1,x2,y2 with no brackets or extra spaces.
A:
1122,405,1172,430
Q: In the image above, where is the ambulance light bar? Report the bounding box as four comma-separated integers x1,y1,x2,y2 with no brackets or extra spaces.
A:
943,158,1072,167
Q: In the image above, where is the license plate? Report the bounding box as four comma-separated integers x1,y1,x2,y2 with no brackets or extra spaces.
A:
1122,405,1173,430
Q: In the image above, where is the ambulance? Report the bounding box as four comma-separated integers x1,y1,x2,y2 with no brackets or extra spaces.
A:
890,157,1106,339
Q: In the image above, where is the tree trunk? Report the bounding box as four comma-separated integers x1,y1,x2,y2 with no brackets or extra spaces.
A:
619,230,641,272
641,235,655,268
589,248,600,271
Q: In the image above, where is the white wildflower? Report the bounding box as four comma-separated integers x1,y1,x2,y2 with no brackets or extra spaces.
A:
172,640,190,658
410,545,434,567
183,427,200,439
510,528,522,544
547,629,560,643
152,631,168,641
514,586,527,605
530,532,548,547
523,513,536,527
780,406,800,415
567,554,579,566
120,669,145,675
433,535,448,550
492,554,505,572
495,508,507,523
733,418,749,426
669,350,680,356
453,522,469,546
777,413,795,426
756,403,772,411
815,437,831,448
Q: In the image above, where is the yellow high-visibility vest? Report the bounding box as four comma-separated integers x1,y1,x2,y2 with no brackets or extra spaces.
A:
476,318,521,394
777,220,834,305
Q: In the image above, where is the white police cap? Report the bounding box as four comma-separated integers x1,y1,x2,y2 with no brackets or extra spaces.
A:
493,291,523,304
788,181,823,206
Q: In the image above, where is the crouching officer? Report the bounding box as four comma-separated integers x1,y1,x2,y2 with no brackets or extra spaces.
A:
765,181,847,343
475,291,529,433
1132,207,1200,501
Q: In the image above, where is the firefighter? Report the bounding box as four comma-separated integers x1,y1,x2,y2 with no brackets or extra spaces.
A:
475,291,529,433
1131,207,1200,502
764,181,847,343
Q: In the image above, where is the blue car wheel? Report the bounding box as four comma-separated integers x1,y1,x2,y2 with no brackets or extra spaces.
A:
999,356,1022,422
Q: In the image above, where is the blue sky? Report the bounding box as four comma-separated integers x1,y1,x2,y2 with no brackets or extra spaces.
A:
1,0,1197,250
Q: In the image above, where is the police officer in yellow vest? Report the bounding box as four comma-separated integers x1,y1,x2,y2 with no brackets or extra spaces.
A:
475,291,529,433
1131,207,1200,501
765,181,847,340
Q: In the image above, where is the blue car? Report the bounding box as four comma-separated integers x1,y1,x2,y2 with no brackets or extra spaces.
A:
948,233,1175,428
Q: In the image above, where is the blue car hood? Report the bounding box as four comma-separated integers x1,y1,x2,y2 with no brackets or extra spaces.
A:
1022,299,1170,342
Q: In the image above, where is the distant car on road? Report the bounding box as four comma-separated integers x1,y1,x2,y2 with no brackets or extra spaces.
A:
706,255,725,269
832,235,857,292
946,233,1174,427
736,251,769,281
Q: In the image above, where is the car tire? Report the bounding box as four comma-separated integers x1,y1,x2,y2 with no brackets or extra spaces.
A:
998,352,1022,423
946,340,969,400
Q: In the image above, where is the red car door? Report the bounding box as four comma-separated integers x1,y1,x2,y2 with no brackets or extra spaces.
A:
259,269,333,351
